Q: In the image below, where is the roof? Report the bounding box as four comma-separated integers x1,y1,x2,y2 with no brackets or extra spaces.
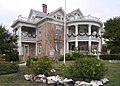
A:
28,9,48,18
48,7,64,16
67,8,84,18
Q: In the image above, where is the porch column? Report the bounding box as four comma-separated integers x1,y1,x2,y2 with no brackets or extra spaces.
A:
98,28,102,54
75,25,78,49
88,24,92,55
17,26,22,55
66,26,69,53
35,28,38,56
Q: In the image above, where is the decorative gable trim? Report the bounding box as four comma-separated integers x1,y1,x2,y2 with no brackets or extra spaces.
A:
67,8,84,19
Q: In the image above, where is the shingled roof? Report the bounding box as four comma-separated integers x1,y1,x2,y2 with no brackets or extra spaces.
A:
28,9,47,19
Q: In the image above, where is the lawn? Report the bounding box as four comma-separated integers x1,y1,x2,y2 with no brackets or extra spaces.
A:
104,60,120,86
0,60,120,86
0,66,50,86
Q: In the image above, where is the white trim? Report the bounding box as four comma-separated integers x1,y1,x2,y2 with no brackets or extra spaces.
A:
88,24,92,55
75,25,78,48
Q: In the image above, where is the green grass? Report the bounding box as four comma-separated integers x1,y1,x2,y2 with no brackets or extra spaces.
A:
0,66,51,86
104,60,120,86
0,60,120,86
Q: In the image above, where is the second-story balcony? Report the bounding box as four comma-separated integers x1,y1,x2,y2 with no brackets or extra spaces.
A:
21,26,36,42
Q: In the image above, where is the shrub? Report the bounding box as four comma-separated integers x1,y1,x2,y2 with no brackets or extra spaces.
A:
59,56,107,81
59,52,83,61
4,51,19,61
29,56,53,76
0,62,19,75
100,54,120,60
26,57,38,66
71,52,82,59
59,53,72,61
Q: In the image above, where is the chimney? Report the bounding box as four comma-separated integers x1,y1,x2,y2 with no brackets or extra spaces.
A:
42,4,47,13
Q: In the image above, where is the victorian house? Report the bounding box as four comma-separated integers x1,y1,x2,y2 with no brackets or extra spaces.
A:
11,4,104,61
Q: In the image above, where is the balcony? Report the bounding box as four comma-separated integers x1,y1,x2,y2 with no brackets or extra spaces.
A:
84,14,100,21
21,37,36,42
21,29,36,42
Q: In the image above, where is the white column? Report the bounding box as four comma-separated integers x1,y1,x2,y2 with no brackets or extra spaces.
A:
98,28,102,54
35,28,38,56
66,26,69,53
35,43,38,56
17,26,22,55
75,25,78,49
88,24,92,55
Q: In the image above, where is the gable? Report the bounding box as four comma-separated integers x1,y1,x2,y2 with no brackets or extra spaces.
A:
48,7,64,21
28,9,47,21
67,8,84,20
28,9,36,20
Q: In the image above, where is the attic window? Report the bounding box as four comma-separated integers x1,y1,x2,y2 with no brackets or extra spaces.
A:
57,15,61,20
54,15,56,18
75,13,79,19
32,16,35,21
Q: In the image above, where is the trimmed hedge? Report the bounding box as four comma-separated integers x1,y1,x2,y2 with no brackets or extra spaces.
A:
59,53,73,61
100,54,120,60
59,52,95,61
0,62,19,75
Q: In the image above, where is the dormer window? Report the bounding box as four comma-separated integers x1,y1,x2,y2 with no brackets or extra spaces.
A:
57,15,61,20
75,13,79,19
54,15,56,18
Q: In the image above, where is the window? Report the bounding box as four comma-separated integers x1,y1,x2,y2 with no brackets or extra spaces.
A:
69,26,75,34
75,13,80,19
54,15,56,18
79,25,88,33
91,25,99,34
56,24,62,35
57,15,61,20
39,31,41,36
38,43,42,53
38,27,41,37
69,42,75,50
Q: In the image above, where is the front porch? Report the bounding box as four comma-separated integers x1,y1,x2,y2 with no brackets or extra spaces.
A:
68,41,99,55
19,43,36,61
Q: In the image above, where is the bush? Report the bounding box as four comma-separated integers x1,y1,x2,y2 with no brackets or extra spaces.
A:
100,54,120,60
29,56,53,76
26,57,38,66
59,56,107,81
59,52,84,61
0,62,19,75
4,51,19,61
72,52,83,59
59,53,72,61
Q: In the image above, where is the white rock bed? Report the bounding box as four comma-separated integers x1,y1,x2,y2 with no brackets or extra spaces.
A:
24,74,109,86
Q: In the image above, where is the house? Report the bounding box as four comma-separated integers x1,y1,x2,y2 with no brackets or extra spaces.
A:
11,4,104,61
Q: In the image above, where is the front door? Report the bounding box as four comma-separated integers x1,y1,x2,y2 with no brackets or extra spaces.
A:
23,44,29,61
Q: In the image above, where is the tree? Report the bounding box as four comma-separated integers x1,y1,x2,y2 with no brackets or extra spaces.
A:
103,17,120,54
0,25,18,61
47,24,64,62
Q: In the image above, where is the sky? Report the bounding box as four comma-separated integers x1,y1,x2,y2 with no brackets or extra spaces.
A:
0,0,120,32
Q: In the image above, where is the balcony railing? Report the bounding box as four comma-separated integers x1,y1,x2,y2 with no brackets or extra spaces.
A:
84,14,100,20
16,15,35,23
21,37,36,42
